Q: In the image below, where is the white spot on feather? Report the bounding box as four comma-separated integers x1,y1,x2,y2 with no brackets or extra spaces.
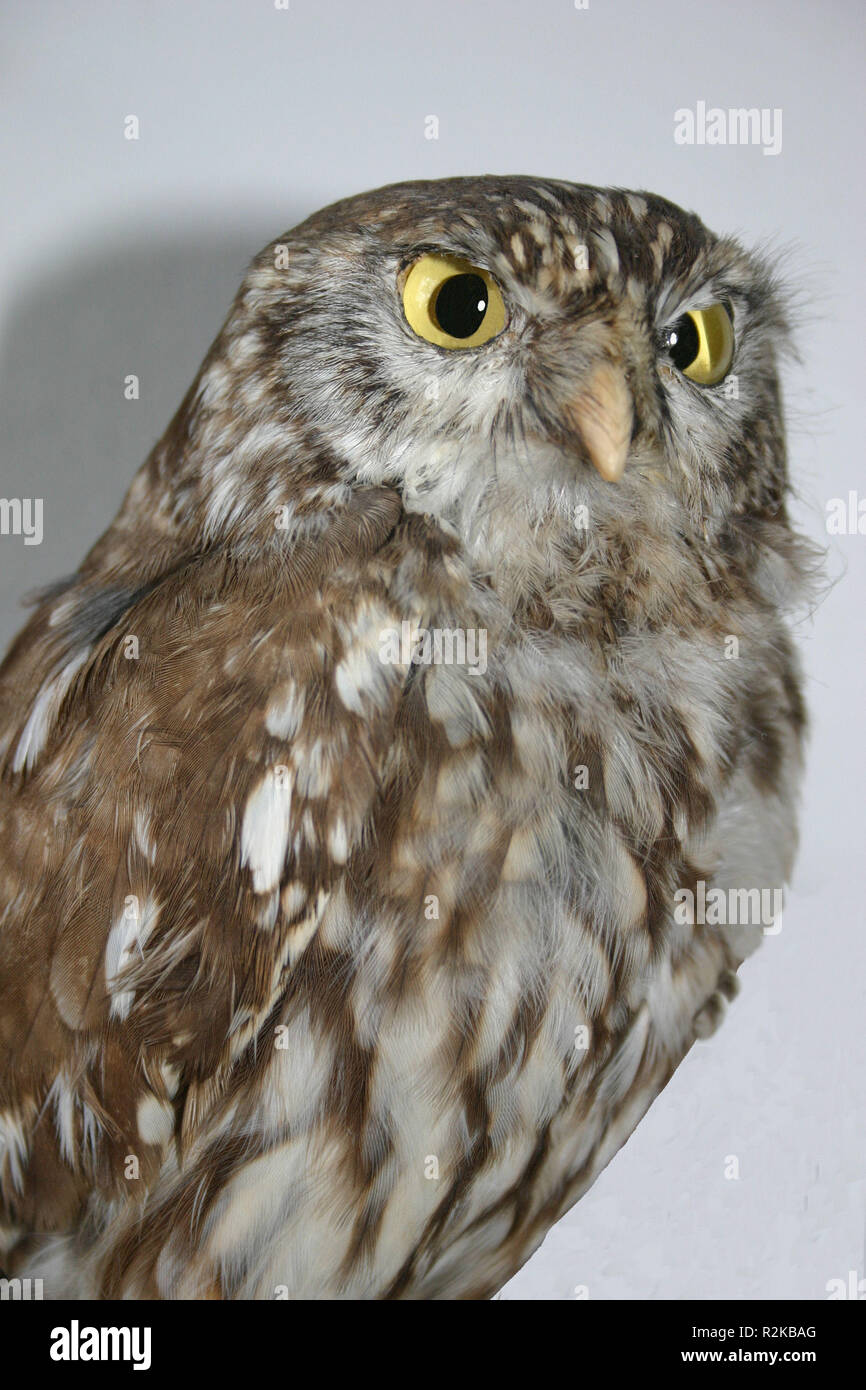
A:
133,809,156,864
328,816,350,864
265,682,305,739
160,1063,180,1100
335,600,396,714
48,1075,76,1164
281,881,307,918
0,1110,29,1191
286,889,330,964
591,226,620,276
12,651,89,772
242,770,293,893
335,644,384,714
137,1095,174,1147
425,665,490,747
105,896,160,1020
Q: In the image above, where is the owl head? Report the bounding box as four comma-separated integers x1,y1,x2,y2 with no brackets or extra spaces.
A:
112,176,800,599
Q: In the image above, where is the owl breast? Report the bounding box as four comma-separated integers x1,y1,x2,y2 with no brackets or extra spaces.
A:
137,570,796,1300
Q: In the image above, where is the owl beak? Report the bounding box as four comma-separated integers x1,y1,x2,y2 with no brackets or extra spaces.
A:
563,362,633,483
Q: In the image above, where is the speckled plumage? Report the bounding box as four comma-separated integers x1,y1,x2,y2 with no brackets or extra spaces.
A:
0,176,811,1298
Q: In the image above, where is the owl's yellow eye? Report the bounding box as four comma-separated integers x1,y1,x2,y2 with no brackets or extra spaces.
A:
663,302,734,385
402,254,506,349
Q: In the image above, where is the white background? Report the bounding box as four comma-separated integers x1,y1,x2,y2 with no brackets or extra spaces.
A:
0,0,863,1299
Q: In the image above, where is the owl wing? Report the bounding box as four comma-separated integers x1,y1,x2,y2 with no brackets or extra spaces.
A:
0,486,414,1244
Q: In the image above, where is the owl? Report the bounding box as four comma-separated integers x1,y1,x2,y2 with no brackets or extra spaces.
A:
0,176,812,1300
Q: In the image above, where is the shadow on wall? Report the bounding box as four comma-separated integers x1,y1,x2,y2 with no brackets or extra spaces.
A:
0,209,307,654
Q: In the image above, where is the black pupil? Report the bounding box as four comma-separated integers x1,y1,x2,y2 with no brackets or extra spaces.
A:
433,274,488,338
666,314,700,370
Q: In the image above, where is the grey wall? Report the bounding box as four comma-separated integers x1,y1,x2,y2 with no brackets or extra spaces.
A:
1,0,863,1300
